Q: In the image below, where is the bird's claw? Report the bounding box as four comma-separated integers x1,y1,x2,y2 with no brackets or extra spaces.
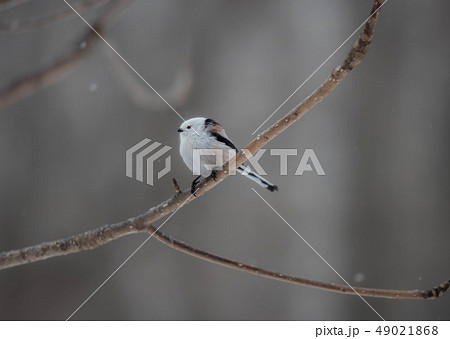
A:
191,175,201,196
211,170,218,181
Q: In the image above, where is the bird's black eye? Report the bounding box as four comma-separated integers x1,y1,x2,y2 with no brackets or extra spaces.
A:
187,125,191,129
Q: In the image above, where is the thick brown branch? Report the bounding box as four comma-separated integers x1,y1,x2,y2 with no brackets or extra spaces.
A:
0,216,150,269
2,0,444,301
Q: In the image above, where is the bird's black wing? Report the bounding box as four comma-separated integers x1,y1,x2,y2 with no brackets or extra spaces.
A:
210,132,238,151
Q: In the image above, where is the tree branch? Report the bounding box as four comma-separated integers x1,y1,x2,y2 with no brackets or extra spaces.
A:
149,225,450,300
2,0,447,300
172,178,182,195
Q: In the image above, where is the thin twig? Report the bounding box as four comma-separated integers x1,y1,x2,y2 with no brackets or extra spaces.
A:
149,225,450,300
0,0,110,32
1,0,445,300
172,178,182,195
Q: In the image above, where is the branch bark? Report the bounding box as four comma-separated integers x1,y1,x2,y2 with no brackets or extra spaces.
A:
2,0,447,300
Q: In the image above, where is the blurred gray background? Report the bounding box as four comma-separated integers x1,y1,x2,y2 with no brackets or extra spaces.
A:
0,0,449,320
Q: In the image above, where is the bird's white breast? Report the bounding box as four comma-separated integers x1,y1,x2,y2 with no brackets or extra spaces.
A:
179,133,236,177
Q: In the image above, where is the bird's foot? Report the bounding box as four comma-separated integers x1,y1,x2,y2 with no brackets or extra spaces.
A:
211,170,218,181
191,175,202,196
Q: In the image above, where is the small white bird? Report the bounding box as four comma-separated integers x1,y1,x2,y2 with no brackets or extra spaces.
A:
178,117,278,193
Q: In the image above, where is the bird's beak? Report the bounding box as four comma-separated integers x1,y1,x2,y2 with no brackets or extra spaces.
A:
177,129,183,133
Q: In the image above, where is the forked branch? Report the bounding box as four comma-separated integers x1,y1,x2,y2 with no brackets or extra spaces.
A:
1,0,447,300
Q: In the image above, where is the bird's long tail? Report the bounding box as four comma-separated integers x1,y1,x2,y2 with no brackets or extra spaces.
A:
237,166,278,192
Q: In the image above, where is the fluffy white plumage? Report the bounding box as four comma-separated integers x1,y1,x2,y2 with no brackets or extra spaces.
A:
178,117,278,192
